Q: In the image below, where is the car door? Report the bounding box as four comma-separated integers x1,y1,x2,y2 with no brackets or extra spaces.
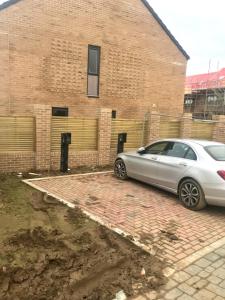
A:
155,142,197,190
126,141,170,184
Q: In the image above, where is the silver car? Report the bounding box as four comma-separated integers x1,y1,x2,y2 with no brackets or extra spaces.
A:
114,139,225,210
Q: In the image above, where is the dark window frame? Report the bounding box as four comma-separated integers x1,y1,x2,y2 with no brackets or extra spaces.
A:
87,45,101,98
52,107,69,117
112,110,117,119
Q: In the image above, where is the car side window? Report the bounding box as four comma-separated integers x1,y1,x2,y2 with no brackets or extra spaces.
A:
165,142,197,160
145,142,169,155
185,147,197,160
166,142,188,158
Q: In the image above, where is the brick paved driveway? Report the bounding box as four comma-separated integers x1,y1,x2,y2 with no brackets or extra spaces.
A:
25,172,225,299
26,172,225,266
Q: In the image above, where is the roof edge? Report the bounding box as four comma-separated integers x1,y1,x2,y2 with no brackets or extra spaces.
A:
0,0,22,10
141,0,190,60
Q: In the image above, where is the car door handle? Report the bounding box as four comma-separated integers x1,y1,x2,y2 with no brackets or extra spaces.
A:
179,162,188,166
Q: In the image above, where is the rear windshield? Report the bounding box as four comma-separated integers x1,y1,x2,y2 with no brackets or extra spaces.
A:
205,145,225,161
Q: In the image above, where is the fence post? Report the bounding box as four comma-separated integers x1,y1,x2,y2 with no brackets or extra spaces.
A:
34,104,51,171
148,111,160,144
98,108,112,166
212,115,225,143
180,113,192,139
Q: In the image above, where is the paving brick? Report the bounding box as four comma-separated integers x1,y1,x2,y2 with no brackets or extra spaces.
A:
212,267,225,279
178,283,196,295
207,283,225,297
186,276,200,286
177,295,194,300
194,289,216,300
198,270,210,279
163,279,178,291
211,260,225,269
164,288,183,300
193,279,208,289
195,258,211,268
215,296,225,300
215,248,225,257
219,279,225,289
205,266,215,273
173,271,191,283
185,265,202,276
208,275,222,285
204,252,220,262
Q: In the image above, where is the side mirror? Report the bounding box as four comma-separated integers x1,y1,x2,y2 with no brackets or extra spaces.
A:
137,147,146,154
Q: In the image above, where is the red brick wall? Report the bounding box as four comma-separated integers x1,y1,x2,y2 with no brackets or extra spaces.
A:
0,0,187,118
51,151,98,171
0,152,35,172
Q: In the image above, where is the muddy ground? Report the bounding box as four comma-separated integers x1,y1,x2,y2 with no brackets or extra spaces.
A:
0,175,166,300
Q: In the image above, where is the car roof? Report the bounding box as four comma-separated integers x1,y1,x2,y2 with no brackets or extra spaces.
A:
159,138,224,147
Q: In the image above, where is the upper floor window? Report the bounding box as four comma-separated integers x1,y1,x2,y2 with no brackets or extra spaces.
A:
87,45,100,97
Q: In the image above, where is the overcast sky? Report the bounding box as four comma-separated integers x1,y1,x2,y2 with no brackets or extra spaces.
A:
1,0,224,75
148,0,225,75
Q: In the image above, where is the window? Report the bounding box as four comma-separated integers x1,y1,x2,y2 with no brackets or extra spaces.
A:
87,45,100,97
165,142,197,160
145,142,169,155
145,142,197,160
52,107,68,117
205,145,225,161
185,148,197,160
112,110,117,119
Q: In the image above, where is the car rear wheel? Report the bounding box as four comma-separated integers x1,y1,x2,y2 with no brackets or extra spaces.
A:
114,159,128,180
179,179,207,211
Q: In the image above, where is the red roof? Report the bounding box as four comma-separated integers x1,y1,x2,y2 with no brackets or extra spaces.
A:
185,68,225,92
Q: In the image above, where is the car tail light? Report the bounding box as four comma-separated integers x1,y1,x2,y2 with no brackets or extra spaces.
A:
217,170,225,180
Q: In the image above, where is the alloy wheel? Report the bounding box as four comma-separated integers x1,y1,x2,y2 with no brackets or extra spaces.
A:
114,159,127,179
180,182,200,207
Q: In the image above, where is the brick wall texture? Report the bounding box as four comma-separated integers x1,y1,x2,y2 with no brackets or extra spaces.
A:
0,0,187,118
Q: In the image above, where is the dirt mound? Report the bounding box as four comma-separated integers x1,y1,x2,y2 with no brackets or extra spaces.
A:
0,176,166,300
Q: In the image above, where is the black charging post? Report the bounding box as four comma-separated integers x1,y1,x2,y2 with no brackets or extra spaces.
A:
60,133,71,173
117,133,127,154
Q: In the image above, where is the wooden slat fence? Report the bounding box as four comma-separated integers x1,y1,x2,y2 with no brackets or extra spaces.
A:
191,120,215,140
0,116,35,152
111,119,147,150
160,117,181,139
51,117,98,151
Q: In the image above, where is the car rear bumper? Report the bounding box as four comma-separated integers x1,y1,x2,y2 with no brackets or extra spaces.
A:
204,183,225,206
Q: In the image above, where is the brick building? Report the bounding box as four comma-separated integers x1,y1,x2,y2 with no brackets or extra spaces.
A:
0,0,189,118
184,68,225,119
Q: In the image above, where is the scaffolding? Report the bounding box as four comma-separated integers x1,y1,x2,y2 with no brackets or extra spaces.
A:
184,68,225,120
